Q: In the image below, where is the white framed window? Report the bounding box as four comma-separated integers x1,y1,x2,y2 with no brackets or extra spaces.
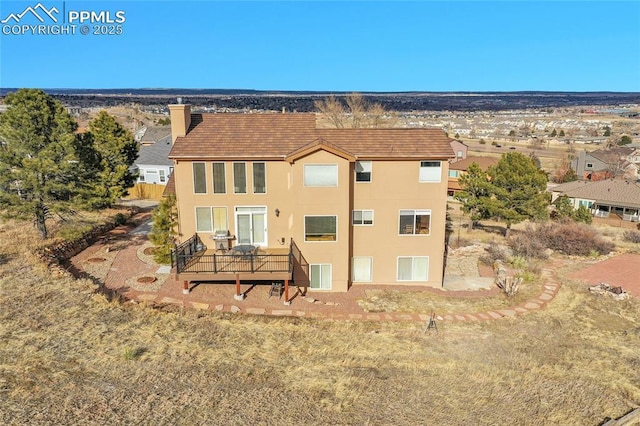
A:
352,210,374,226
233,162,247,194
212,162,226,194
397,256,429,281
304,164,338,187
193,162,207,194
419,161,441,182
355,161,372,182
310,264,332,290
304,216,337,241
253,162,266,194
144,169,159,184
399,210,431,235
195,207,228,233
195,207,212,232
448,170,459,178
457,150,463,158
138,171,145,182
352,257,373,282
159,169,166,183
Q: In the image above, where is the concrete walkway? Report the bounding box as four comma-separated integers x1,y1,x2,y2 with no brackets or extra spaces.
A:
70,214,564,323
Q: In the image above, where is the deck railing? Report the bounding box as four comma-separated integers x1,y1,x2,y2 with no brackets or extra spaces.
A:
172,235,296,275
171,234,205,272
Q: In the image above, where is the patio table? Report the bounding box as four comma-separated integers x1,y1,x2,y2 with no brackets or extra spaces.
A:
232,245,257,256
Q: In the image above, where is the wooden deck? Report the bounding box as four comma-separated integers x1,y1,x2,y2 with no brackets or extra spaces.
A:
172,235,296,283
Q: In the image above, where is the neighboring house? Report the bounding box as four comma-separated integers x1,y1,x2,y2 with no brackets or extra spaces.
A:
135,133,174,185
550,179,640,222
449,140,468,163
133,126,173,185
139,126,172,146
447,156,498,196
572,148,637,181
166,104,454,299
624,146,640,165
128,128,174,200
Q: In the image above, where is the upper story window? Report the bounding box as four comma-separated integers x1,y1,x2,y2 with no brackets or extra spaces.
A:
212,162,226,194
193,162,207,194
305,216,337,241
233,162,247,194
457,150,463,158
159,169,166,183
304,164,338,187
448,170,459,178
253,162,266,194
355,161,372,182
399,209,431,235
352,210,374,226
419,161,441,182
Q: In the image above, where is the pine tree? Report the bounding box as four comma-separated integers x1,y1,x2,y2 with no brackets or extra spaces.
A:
552,196,574,220
149,195,178,264
487,153,550,236
82,111,139,208
454,162,493,228
0,89,82,238
573,205,593,224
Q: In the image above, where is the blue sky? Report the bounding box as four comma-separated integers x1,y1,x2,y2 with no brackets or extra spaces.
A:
1,1,639,91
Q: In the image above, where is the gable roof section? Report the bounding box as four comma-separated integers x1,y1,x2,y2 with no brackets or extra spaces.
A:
169,113,453,161
450,156,498,171
285,138,356,163
136,134,173,167
552,179,640,209
140,126,172,144
588,147,634,164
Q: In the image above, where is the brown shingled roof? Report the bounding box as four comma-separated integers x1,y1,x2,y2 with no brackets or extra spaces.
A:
169,113,453,161
162,174,175,197
450,156,498,171
552,179,640,209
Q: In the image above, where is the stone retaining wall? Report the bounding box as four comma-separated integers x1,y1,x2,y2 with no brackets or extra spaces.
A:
35,209,137,276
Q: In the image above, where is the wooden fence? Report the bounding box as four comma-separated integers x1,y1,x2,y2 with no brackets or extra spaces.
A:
125,183,166,200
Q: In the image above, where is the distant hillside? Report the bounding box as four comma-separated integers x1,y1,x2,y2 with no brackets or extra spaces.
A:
1,88,639,112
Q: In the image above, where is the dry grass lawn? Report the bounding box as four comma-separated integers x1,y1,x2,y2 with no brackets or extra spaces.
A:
1,217,639,425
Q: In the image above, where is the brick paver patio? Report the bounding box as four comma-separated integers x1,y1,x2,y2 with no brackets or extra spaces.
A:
569,253,640,298
69,215,571,323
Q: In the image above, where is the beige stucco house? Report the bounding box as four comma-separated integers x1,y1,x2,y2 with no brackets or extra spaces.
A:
167,104,454,300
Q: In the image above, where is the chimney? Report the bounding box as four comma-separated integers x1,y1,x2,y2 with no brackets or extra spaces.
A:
168,103,191,144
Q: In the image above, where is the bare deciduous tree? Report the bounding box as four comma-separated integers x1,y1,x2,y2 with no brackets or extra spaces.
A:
315,93,397,128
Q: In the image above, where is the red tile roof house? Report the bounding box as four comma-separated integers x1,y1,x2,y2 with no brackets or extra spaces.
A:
166,104,454,303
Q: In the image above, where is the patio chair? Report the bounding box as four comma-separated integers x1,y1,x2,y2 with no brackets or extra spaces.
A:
269,282,283,299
